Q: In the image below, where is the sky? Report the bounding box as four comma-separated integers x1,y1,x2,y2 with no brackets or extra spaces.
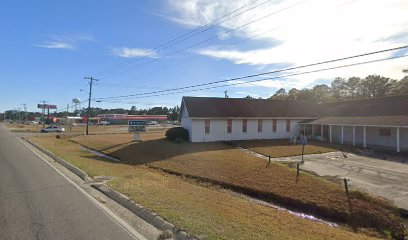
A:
0,0,407,112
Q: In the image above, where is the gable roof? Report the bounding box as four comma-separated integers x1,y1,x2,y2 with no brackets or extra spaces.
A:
305,116,408,127
181,97,320,118
181,95,408,119
321,95,408,117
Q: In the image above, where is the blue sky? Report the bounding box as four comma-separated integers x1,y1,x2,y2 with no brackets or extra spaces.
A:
1,0,407,112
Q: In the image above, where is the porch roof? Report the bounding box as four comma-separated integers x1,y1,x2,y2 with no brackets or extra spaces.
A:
301,115,408,127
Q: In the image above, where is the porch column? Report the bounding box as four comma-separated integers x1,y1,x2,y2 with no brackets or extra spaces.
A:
329,125,332,143
320,125,323,142
352,126,356,146
341,125,344,144
311,124,314,137
397,127,400,153
363,126,366,148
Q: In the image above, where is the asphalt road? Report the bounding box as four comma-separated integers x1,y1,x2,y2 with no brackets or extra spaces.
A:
0,125,140,240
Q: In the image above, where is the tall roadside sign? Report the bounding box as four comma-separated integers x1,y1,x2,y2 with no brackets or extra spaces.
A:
38,103,57,127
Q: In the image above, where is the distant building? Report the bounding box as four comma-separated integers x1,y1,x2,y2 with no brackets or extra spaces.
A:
180,95,408,152
97,114,167,125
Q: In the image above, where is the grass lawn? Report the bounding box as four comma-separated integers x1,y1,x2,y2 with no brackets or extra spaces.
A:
29,135,379,240
4,123,42,132
3,122,128,133
230,139,346,158
71,133,406,238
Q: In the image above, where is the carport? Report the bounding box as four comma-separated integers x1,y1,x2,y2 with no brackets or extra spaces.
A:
300,116,408,152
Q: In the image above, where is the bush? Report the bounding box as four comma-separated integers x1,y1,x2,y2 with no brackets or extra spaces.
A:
165,127,189,141
174,137,184,143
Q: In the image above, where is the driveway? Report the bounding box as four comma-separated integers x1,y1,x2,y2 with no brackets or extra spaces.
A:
282,151,408,210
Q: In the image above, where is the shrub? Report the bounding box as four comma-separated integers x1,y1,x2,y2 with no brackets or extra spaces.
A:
174,137,184,143
165,127,189,141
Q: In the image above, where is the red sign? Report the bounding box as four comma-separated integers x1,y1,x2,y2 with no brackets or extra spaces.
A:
82,115,88,123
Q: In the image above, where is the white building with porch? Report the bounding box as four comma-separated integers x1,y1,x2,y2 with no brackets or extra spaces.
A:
181,95,408,152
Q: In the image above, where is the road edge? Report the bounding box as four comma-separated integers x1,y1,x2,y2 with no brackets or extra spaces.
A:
22,137,89,181
16,136,148,240
21,136,193,240
91,183,192,240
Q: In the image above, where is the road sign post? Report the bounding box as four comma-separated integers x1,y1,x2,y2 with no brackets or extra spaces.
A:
128,120,147,142
300,133,307,164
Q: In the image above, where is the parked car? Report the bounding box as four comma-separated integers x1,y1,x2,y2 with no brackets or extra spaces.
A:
28,121,39,125
99,121,111,125
40,126,65,133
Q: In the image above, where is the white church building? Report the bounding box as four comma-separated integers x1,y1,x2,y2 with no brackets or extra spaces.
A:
180,95,408,152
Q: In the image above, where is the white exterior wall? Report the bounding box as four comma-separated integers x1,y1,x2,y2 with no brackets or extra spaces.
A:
189,118,303,142
328,125,408,150
401,128,408,150
180,104,193,141
365,127,397,148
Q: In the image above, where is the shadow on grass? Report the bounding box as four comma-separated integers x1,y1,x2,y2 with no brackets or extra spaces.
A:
75,137,407,238
81,138,232,166
231,139,345,149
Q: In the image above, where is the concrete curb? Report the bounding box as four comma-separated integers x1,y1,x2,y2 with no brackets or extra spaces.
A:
22,137,89,181
92,183,191,240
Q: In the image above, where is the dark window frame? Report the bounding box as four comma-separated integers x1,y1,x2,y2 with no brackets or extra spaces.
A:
204,119,210,134
272,119,277,132
286,119,291,132
227,119,232,133
242,119,247,133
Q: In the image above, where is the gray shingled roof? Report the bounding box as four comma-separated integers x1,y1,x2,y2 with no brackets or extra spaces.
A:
182,97,320,118
182,95,408,122
321,95,408,117
304,116,408,127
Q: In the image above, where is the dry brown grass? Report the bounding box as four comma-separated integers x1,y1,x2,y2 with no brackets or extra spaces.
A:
231,139,344,157
29,135,379,240
72,133,406,238
4,122,128,134
4,123,41,132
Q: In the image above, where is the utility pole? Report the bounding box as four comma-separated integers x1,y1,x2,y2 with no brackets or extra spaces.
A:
22,104,27,122
84,77,98,135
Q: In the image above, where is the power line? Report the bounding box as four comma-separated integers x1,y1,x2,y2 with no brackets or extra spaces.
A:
97,54,408,103
98,0,309,79
95,44,408,101
93,0,270,78
121,26,282,84
96,26,280,89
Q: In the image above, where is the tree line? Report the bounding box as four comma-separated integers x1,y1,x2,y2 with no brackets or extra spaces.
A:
267,72,408,103
4,106,181,121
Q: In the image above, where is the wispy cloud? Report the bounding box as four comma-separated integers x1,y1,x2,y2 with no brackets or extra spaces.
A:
235,91,260,96
34,41,75,49
165,0,408,89
111,47,159,58
34,33,94,50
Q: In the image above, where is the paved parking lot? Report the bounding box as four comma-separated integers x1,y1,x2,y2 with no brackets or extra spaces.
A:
284,151,408,210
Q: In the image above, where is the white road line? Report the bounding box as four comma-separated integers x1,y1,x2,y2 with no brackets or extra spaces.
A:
17,137,147,240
